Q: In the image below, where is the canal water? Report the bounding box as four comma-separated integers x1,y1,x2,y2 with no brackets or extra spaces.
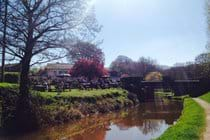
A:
1,98,183,140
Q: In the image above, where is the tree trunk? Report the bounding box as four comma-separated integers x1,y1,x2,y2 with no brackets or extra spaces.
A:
13,9,39,132
19,56,31,99
14,53,39,132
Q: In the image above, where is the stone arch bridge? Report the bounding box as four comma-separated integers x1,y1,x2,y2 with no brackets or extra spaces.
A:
121,77,210,102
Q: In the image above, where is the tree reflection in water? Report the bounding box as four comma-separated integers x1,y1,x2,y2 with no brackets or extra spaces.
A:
139,120,163,135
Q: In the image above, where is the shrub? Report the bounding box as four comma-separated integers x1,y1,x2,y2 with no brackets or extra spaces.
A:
70,59,108,80
4,72,19,83
145,72,162,81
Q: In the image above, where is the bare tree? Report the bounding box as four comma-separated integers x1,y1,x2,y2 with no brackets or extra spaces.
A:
110,55,134,75
0,0,3,80
195,53,210,64
207,0,210,50
66,41,105,64
110,56,158,77
6,0,100,96
0,0,8,82
2,0,101,130
136,57,157,77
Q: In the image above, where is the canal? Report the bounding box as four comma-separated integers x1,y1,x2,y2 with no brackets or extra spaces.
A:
1,97,183,140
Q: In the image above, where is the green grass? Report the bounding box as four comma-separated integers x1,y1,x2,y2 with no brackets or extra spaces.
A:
155,91,174,97
200,91,210,103
157,98,205,140
33,88,128,102
155,91,189,101
0,82,19,89
171,95,190,101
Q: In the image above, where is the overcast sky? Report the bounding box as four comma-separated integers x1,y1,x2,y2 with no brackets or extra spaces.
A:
93,0,208,67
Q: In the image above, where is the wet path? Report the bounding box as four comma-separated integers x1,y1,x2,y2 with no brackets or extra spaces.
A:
193,98,210,140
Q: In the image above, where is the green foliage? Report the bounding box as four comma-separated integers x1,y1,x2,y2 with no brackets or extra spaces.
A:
157,98,205,140
200,92,210,103
0,88,20,130
4,72,19,83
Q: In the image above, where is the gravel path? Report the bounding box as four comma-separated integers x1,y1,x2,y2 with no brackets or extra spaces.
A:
193,98,210,140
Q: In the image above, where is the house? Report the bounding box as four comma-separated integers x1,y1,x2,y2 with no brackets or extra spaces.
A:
40,63,72,78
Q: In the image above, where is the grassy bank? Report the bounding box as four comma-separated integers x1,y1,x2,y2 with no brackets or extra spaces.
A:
36,88,127,100
0,83,18,90
200,92,210,103
157,98,205,140
33,88,132,107
0,84,137,129
32,88,137,126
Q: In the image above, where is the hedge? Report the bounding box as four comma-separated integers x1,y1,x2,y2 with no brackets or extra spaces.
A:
4,72,19,83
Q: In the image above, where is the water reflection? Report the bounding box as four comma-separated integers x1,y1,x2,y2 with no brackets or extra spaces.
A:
1,99,183,140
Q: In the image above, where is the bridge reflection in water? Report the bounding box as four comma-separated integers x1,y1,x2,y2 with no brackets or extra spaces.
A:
1,97,183,140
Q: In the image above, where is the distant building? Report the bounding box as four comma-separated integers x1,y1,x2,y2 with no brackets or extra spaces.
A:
40,63,72,78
